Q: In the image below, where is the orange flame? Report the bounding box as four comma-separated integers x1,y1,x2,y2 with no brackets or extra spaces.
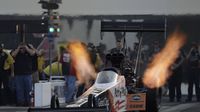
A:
68,41,96,86
143,31,186,89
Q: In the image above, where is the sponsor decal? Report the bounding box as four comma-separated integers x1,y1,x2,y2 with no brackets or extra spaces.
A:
132,95,141,101
126,93,146,111
115,100,126,111
114,87,127,98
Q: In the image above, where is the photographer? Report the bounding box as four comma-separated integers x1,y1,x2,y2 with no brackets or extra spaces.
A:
87,43,103,72
106,39,126,71
11,42,35,106
186,42,200,102
87,43,97,66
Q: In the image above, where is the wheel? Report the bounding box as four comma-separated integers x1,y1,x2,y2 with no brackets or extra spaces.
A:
88,94,96,107
50,95,60,109
50,95,56,108
55,96,60,108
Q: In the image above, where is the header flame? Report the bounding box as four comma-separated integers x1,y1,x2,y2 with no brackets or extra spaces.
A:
68,41,96,86
143,31,186,88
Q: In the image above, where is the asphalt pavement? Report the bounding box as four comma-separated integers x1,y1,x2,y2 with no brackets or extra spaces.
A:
160,95,200,112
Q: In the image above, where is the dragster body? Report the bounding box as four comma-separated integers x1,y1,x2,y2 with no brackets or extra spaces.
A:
67,70,148,112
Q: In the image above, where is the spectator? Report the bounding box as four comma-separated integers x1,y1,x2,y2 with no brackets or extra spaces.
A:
28,44,39,84
87,43,103,72
130,42,139,67
11,42,35,106
0,44,14,105
186,42,200,102
4,49,15,105
168,50,185,102
37,49,46,80
43,61,62,79
149,40,161,61
96,42,107,66
148,40,163,103
59,46,76,103
106,39,126,70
